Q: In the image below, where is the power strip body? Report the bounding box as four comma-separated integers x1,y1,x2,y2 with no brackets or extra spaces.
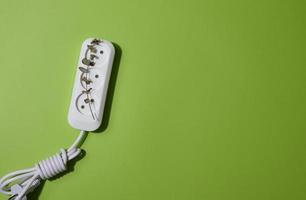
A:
68,38,115,131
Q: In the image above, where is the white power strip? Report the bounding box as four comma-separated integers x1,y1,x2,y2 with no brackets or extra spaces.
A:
0,38,115,200
68,38,115,131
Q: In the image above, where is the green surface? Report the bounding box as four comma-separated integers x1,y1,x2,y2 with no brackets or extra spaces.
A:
0,0,306,199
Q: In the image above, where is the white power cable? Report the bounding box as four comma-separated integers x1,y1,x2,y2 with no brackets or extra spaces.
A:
0,130,88,200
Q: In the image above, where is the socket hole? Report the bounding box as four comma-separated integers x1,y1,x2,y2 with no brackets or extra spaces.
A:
81,105,85,109
95,74,99,78
100,50,103,54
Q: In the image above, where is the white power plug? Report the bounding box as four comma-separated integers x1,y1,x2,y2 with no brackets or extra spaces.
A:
68,38,115,131
0,38,115,200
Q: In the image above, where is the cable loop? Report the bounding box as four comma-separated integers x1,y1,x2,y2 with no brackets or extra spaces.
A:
36,148,68,180
0,131,87,200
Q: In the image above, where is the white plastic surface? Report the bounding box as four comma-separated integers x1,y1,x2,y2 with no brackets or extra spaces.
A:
68,38,115,131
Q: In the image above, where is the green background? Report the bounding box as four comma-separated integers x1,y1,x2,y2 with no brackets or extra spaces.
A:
0,0,306,199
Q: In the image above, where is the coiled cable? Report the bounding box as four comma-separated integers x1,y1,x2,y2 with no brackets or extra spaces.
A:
0,130,87,200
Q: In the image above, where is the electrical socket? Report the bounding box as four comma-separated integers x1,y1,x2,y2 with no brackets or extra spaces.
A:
68,38,115,131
